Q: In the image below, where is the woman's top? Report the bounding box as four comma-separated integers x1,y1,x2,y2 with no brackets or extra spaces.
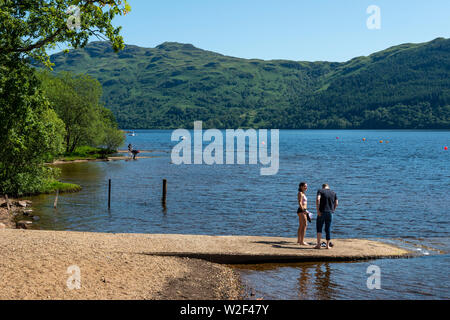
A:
301,193,307,207
298,192,307,212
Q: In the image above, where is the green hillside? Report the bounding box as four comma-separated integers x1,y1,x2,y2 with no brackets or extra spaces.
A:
47,38,450,129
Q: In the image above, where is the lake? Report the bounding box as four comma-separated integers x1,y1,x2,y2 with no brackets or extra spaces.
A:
27,130,450,299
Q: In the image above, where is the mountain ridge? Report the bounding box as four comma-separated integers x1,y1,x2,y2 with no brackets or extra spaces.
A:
47,37,450,129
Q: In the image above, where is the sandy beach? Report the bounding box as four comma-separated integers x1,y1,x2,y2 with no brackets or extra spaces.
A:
0,221,413,300
0,228,244,300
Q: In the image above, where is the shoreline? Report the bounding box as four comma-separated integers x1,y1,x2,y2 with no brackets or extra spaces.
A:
0,228,245,300
50,155,156,165
0,226,414,299
1,200,247,300
0,198,35,229
49,151,158,165
1,200,246,300
1,195,414,300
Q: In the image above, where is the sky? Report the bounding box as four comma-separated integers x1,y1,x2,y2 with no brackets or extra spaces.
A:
58,0,450,62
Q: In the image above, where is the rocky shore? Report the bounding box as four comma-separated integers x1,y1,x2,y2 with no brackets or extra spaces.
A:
0,198,37,230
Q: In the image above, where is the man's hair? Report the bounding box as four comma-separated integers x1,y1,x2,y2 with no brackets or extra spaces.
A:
322,183,329,189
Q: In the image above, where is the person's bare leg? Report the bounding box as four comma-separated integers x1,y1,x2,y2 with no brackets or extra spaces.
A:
315,233,322,249
299,214,308,245
301,216,308,245
297,215,302,244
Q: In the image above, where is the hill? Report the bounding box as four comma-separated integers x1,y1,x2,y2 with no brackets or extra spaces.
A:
47,38,450,129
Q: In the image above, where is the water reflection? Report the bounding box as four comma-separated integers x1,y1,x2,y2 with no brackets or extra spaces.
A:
312,263,334,300
235,262,338,300
235,249,449,300
297,264,310,300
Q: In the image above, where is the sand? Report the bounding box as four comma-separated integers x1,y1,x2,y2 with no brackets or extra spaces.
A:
0,229,243,300
0,227,412,300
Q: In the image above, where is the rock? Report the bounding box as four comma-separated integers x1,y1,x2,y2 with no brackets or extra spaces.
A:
0,223,6,230
23,210,33,216
32,216,40,221
17,201,28,208
16,220,32,229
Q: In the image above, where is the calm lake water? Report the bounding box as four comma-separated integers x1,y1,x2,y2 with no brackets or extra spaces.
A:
27,130,450,299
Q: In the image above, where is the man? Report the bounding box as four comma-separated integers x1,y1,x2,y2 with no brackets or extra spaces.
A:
131,149,140,160
315,184,338,249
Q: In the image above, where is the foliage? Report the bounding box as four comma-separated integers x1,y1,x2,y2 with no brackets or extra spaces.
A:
0,56,66,195
37,179,82,194
38,70,125,152
100,126,126,150
48,38,450,129
0,0,130,67
61,145,116,161
0,0,128,196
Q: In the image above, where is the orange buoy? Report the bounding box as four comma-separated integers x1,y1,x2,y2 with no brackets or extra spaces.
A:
379,140,383,143
362,138,366,141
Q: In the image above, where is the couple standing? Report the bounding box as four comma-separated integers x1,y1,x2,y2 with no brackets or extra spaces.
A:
297,182,338,249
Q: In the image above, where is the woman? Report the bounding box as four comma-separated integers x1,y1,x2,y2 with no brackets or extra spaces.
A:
128,144,133,158
297,182,309,245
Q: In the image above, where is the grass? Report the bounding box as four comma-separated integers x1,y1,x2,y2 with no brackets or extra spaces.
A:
15,179,82,197
59,146,116,161
39,179,82,194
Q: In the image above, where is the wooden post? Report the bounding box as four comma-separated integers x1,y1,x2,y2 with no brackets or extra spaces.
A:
4,194,11,213
162,179,167,206
53,189,59,209
108,179,111,209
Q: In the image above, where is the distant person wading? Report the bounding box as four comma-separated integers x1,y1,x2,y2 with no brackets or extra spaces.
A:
128,143,139,160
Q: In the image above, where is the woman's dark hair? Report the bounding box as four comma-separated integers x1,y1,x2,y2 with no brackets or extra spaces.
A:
298,182,307,192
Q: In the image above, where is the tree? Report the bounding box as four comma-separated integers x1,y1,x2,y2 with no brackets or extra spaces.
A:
0,55,66,195
100,126,125,150
39,71,125,152
39,71,100,152
0,0,129,195
0,0,130,66
98,107,125,150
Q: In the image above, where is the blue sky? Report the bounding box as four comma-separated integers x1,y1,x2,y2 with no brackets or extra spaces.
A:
62,0,450,62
